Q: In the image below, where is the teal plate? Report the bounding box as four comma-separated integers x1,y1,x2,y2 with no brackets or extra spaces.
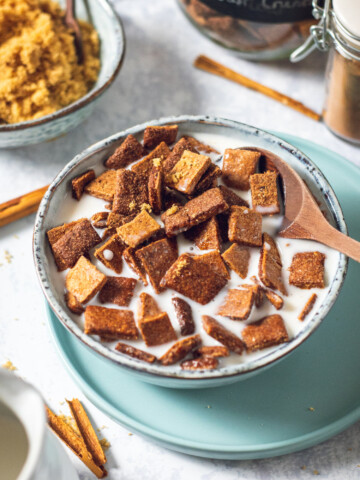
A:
46,133,360,459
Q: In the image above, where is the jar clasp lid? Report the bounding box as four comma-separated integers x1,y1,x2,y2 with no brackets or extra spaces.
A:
291,0,332,62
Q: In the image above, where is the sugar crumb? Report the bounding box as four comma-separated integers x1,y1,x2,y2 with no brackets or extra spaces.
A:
99,438,111,451
140,203,152,213
166,205,179,216
2,360,17,371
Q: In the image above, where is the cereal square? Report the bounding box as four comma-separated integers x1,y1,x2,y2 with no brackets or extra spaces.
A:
139,312,177,346
194,163,221,194
259,233,287,295
250,171,280,215
163,187,229,237
185,216,222,251
194,346,229,358
117,211,161,248
222,243,250,279
65,292,84,315
228,206,262,247
66,256,106,304
162,137,198,173
183,135,219,154
52,219,101,270
98,277,137,306
112,169,148,216
94,234,125,274
105,134,145,169
148,164,163,214
123,247,148,285
84,170,117,201
136,238,178,293
115,342,157,363
218,186,249,208
138,292,161,321
160,334,201,366
298,293,318,321
222,149,261,190
143,125,178,149
181,356,219,370
131,142,170,178
72,170,95,200
160,251,229,304
217,287,255,321
242,314,289,352
84,306,138,340
166,150,211,195
47,219,84,247
91,211,109,228
202,315,244,354
289,252,325,289
172,297,195,336
264,289,284,310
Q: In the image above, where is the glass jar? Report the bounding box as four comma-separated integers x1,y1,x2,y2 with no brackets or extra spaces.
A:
177,0,316,61
292,0,360,144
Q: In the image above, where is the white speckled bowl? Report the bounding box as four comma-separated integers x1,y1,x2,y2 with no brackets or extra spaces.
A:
33,116,348,388
0,0,125,148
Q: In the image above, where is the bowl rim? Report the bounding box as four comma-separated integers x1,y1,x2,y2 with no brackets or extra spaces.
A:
0,0,125,133
33,115,348,381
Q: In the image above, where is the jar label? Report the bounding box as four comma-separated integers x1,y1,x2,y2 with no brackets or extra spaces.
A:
198,0,314,23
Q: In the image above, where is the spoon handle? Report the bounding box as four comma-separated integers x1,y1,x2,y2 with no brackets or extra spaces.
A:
313,222,360,263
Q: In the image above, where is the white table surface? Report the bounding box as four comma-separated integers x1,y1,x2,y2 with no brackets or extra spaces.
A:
1,1,360,479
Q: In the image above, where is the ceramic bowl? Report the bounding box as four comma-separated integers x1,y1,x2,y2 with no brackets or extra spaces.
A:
0,370,78,480
33,115,348,388
0,0,125,149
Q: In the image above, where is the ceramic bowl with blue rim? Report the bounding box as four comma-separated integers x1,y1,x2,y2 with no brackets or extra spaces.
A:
33,115,348,388
0,0,125,149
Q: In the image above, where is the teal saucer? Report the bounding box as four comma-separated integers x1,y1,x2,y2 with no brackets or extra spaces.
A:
46,133,360,459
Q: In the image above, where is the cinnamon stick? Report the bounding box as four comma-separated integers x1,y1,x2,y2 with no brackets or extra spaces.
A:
0,185,48,227
194,55,321,122
46,406,107,478
67,399,107,467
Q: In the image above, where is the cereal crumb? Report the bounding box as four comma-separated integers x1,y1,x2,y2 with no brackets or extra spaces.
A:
301,466,306,470
206,405,211,409
153,158,161,167
128,201,137,212
140,203,152,213
99,438,111,450
128,433,133,436
4,250,13,264
166,205,179,216
313,470,319,475
308,407,315,412
2,360,17,371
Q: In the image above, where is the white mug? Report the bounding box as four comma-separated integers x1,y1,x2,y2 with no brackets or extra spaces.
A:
0,370,78,480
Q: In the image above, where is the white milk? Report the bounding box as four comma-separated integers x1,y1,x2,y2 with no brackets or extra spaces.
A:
51,132,339,368
0,402,28,480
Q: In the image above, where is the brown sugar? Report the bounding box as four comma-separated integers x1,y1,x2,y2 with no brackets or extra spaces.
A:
0,0,100,124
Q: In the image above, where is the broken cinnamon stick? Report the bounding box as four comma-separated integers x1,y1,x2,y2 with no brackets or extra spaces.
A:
194,55,321,122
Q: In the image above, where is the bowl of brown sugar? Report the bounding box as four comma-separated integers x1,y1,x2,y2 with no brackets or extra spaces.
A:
0,0,125,148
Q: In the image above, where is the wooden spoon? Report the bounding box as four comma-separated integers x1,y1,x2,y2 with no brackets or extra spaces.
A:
246,147,360,262
65,0,83,64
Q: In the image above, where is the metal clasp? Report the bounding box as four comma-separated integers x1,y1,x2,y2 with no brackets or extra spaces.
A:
290,0,333,62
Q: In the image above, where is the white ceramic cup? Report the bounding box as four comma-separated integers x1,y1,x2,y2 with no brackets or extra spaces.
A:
0,370,78,480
